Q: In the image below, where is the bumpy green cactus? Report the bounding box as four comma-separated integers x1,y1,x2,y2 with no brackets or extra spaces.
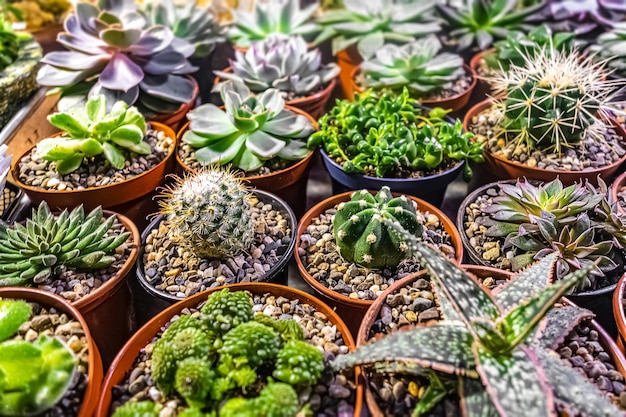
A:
221,321,281,368
256,381,300,417
333,186,422,269
111,401,160,417
254,314,304,343
178,408,214,417
174,357,215,409
201,288,253,335
273,340,324,386
158,167,256,259
219,398,255,417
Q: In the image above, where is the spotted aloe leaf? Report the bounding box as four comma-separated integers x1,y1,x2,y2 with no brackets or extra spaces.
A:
331,323,478,377
536,348,625,417
474,345,555,417
371,361,429,377
459,376,499,417
537,305,594,350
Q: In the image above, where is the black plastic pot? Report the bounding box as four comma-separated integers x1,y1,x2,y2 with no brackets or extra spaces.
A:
1,182,24,223
132,189,297,326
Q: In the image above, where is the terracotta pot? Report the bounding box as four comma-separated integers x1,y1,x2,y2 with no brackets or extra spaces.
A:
468,48,495,107
348,64,477,113
611,170,626,216
358,265,626,416
0,287,104,417
613,273,626,352
337,44,363,100
176,106,317,218
96,282,364,416
12,122,177,212
132,189,297,326
215,67,337,119
463,99,626,186
31,23,64,54
295,190,464,338
150,75,199,131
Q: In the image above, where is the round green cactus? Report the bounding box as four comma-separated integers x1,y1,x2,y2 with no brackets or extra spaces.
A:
273,340,325,386
174,357,215,409
219,398,255,417
256,381,299,417
111,401,160,417
170,327,213,362
333,186,422,269
201,289,253,335
158,167,256,259
221,322,281,368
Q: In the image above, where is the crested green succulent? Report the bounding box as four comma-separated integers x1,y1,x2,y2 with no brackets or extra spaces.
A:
490,46,618,154
182,81,314,172
360,36,465,98
273,340,325,386
214,35,340,96
254,314,304,343
437,0,545,51
111,401,161,417
0,299,78,416
157,167,256,259
221,321,282,368
315,0,441,59
0,202,130,287
256,381,300,417
174,357,215,409
333,186,422,269
36,95,149,175
219,398,255,417
178,408,214,417
227,0,320,48
200,288,253,335
332,224,623,417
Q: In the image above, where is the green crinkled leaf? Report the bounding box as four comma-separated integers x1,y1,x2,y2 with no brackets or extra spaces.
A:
331,323,478,377
79,138,104,157
0,340,43,391
0,300,31,342
86,94,106,122
109,124,144,145
47,113,88,138
536,348,624,417
537,305,594,350
56,155,84,175
458,376,500,417
102,142,126,170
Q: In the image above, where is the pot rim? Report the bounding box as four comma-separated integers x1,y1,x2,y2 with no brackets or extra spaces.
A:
611,171,626,216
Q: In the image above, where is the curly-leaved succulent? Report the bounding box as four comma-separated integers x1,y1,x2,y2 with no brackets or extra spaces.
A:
182,81,314,172
214,35,339,96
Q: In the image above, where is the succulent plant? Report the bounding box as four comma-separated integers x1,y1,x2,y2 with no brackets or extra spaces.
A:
308,89,483,180
36,95,149,175
214,35,340,96
537,0,626,35
174,357,216,409
0,202,129,287
591,22,626,75
333,187,422,269
437,0,545,51
112,401,161,417
332,225,623,417
221,321,282,368
254,314,304,343
0,299,78,416
143,0,226,58
0,12,19,70
256,381,300,417
182,81,313,172
315,0,441,59
200,288,253,335
490,46,618,154
360,36,465,98
227,0,320,48
37,0,197,118
273,340,325,386
157,167,256,260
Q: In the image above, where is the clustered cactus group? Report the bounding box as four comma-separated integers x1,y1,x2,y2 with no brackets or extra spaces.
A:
112,288,325,417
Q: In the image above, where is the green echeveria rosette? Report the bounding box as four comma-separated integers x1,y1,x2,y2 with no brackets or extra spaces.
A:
220,321,282,368
200,288,254,335
333,187,422,269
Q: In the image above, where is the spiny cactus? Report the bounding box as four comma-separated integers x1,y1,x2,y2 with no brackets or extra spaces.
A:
0,202,129,287
273,340,325,386
333,222,624,417
490,47,618,154
333,187,422,269
221,321,282,368
201,288,254,335
158,167,256,260
174,357,215,409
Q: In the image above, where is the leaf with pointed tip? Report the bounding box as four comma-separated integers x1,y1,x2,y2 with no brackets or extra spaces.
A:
537,305,594,350
474,345,555,417
331,323,478,378
536,348,624,417
371,361,430,376
459,376,500,417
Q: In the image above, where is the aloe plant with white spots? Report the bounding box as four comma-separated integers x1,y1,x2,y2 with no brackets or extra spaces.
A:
182,81,314,172
332,222,625,416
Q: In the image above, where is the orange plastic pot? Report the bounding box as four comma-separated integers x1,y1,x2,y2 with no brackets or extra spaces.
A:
0,287,104,417
612,170,626,216
464,99,626,186
337,44,363,100
31,23,64,54
176,106,317,218
613,273,626,353
468,48,495,104
348,64,477,113
12,122,177,212
295,190,464,338
96,282,363,416
215,67,337,119
149,75,199,131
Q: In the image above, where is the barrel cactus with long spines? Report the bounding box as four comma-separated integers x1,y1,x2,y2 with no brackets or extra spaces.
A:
158,167,256,260
333,186,422,269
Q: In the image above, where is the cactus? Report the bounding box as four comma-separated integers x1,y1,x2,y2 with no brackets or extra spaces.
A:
200,288,253,335
221,321,281,368
255,381,300,417
254,314,304,342
219,398,255,417
333,187,422,269
0,202,130,287
158,167,256,259
273,340,325,386
490,47,617,154
332,222,624,417
174,357,215,409
111,401,160,417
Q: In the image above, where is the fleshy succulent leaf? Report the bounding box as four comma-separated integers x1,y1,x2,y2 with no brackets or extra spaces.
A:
537,305,595,350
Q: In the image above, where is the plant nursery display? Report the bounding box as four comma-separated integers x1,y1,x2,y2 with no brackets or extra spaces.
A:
334,225,626,416
7,0,70,31
534,0,626,35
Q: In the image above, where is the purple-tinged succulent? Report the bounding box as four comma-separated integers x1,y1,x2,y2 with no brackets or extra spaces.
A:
36,0,197,117
529,0,626,35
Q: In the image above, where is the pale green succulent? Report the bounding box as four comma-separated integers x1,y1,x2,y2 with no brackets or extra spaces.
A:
214,35,339,96
182,81,314,172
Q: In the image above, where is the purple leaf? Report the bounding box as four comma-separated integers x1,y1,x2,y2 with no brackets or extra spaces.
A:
126,26,174,56
101,28,141,49
135,50,190,75
99,53,144,92
57,33,107,55
37,64,91,87
89,84,139,108
170,37,195,58
42,51,110,71
140,74,195,103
